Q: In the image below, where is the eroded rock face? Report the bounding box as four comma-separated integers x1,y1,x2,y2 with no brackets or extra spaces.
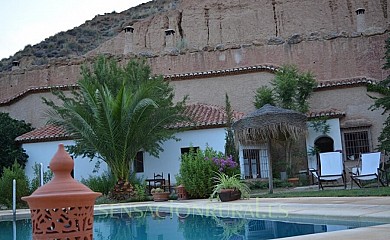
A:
1,0,389,114
85,0,390,78
90,0,388,56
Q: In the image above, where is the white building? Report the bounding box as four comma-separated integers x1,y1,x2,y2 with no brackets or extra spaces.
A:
16,103,242,185
16,101,377,183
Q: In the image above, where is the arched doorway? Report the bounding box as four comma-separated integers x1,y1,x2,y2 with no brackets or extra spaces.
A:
312,136,335,178
315,136,334,153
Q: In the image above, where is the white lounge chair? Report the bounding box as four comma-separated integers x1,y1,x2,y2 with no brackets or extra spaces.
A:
310,152,346,190
350,152,389,188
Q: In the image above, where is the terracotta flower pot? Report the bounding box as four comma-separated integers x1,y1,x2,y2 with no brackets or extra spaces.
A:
152,192,170,202
218,189,241,202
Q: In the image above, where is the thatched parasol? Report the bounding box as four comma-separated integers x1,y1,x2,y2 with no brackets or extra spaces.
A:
232,104,307,193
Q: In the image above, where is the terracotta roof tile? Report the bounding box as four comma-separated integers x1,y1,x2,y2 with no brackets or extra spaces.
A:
315,77,378,91
164,64,278,80
16,105,347,143
15,124,71,143
0,84,78,106
307,109,345,119
16,103,245,143
171,103,245,129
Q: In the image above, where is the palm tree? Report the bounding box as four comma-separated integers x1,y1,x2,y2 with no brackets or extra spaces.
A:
44,56,187,199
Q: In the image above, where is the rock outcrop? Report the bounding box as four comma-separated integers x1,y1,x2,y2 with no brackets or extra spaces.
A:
0,0,389,127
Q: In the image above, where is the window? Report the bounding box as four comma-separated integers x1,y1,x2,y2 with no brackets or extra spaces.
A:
242,146,269,179
134,151,144,173
180,146,199,155
342,128,371,160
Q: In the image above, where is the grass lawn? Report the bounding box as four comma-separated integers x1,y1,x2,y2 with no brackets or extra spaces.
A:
251,186,390,198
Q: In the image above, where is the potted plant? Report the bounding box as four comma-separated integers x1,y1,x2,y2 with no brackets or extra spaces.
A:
151,188,170,202
210,172,250,202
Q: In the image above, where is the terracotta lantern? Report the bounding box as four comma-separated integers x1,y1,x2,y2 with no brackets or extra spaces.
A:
22,144,101,240
176,184,188,200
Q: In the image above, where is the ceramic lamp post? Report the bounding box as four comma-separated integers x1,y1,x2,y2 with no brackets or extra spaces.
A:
176,184,188,200
22,144,101,240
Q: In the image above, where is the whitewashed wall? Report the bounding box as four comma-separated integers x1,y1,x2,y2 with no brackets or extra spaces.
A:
138,128,226,184
306,119,342,169
22,127,226,185
23,121,345,184
23,140,108,182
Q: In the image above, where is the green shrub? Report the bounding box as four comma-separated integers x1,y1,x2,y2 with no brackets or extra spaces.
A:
178,146,241,199
246,180,269,190
273,178,294,188
0,161,30,208
81,171,115,196
246,179,293,190
133,183,148,202
94,195,113,205
179,147,219,198
30,163,53,192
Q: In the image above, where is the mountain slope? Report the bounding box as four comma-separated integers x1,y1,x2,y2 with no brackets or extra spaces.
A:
0,0,178,72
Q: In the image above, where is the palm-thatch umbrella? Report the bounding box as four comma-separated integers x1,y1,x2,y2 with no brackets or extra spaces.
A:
232,104,307,193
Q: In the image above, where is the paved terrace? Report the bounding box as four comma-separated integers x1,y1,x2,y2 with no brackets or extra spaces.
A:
1,197,390,239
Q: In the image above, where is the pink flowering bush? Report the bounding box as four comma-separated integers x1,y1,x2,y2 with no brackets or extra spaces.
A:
206,155,238,172
205,151,240,177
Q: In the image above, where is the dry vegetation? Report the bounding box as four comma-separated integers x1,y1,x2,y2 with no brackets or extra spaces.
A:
0,0,178,72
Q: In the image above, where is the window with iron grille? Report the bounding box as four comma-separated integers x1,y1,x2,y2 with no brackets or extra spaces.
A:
243,146,269,179
342,128,371,160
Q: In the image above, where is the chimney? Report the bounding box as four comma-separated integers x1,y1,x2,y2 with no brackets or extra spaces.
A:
356,8,366,33
123,26,134,54
12,61,20,71
165,29,176,50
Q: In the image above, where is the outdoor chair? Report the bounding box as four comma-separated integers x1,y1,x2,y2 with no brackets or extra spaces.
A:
310,152,346,190
350,152,389,188
154,172,164,179
153,172,164,187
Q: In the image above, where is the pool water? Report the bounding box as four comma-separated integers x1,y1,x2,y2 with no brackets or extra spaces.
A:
0,211,383,240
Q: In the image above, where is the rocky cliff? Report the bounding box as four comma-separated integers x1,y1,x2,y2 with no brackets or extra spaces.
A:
1,0,389,109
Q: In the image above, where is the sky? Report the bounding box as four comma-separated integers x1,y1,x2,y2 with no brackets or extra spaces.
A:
0,0,150,59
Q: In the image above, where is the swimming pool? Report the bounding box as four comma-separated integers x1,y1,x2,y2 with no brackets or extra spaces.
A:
0,208,384,240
